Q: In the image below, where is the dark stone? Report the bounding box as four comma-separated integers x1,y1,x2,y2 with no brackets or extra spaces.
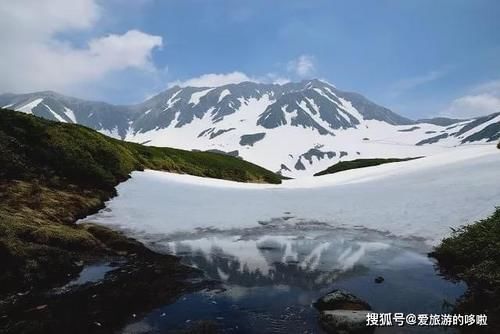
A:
398,126,420,132
374,276,384,284
314,290,374,334
416,133,448,146
239,132,266,146
314,289,371,311
294,159,306,170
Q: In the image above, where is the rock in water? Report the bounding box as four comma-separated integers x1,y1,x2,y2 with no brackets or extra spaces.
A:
374,276,384,284
314,289,374,334
314,289,372,311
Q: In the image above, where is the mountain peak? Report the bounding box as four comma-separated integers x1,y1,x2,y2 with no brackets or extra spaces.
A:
2,82,499,178
300,78,334,88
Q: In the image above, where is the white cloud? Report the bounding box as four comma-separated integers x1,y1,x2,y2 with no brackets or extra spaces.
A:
0,0,162,94
444,94,500,118
169,55,319,88
260,73,290,85
270,77,291,85
0,0,100,37
168,72,256,88
442,80,500,118
168,71,292,88
287,55,315,77
87,30,162,71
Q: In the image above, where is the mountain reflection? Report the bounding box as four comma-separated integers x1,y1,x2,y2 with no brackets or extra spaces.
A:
163,231,394,290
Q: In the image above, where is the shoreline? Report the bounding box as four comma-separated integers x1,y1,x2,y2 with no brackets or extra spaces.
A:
0,180,208,334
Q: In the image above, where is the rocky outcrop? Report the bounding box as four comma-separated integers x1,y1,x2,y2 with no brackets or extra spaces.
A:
314,289,374,334
239,132,266,146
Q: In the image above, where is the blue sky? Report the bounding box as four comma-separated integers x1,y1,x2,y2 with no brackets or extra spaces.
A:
1,0,499,119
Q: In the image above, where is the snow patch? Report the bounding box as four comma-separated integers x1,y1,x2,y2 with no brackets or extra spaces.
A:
165,89,182,109
218,89,231,103
64,107,77,123
17,98,43,114
189,88,214,106
80,145,500,244
98,127,121,139
44,104,66,122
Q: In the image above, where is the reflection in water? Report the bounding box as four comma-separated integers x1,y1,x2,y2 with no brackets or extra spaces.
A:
53,262,119,295
125,227,465,333
163,229,420,290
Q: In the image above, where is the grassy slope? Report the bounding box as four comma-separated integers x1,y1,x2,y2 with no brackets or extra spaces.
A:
313,157,419,176
0,109,279,295
0,109,281,187
431,208,500,330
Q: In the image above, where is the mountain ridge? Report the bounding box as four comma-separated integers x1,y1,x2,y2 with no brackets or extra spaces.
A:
0,80,483,126
1,79,499,177
0,80,416,131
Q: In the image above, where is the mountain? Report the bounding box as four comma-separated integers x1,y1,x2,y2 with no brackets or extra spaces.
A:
1,79,499,177
0,91,134,139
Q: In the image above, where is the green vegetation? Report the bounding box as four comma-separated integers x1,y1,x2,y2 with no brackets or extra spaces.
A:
432,207,500,330
0,179,113,294
313,157,419,176
0,109,280,296
0,109,281,187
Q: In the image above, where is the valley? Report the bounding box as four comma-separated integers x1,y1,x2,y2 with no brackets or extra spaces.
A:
2,1,499,333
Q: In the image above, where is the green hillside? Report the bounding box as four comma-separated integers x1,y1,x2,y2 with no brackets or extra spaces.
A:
0,109,281,187
314,157,419,176
432,207,500,330
0,109,280,297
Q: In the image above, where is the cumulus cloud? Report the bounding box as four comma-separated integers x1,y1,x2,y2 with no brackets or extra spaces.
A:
170,55,317,89
287,55,315,77
168,72,256,88
442,80,500,118
444,94,500,118
0,0,100,36
168,71,293,88
263,73,290,85
0,0,162,93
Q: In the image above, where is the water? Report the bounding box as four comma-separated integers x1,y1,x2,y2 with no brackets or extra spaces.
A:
121,225,465,333
67,262,116,286
52,262,120,294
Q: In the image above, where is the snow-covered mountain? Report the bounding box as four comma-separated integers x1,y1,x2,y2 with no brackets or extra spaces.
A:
1,79,499,177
